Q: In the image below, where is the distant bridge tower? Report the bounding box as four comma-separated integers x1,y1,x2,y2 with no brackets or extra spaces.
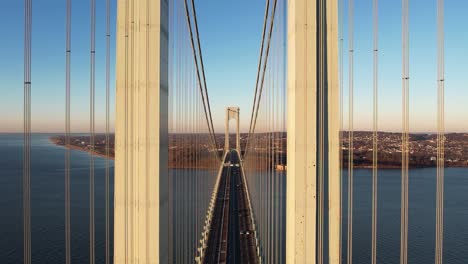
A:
225,107,240,154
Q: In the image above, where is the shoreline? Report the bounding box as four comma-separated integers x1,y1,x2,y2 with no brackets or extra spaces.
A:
48,137,468,170
49,137,114,160
48,137,215,169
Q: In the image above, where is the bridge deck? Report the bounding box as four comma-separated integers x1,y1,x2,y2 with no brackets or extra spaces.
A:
203,151,258,264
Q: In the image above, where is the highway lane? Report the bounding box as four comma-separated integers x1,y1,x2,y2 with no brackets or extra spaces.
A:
202,150,258,264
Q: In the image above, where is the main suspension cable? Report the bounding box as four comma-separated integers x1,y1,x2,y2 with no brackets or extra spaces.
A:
189,0,218,152
183,0,219,156
248,0,278,148
245,0,271,155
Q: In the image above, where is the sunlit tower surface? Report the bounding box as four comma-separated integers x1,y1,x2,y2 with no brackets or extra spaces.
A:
113,0,339,263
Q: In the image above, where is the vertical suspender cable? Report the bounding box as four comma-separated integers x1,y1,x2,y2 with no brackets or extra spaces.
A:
371,0,379,263
89,0,96,262
23,0,32,263
400,0,409,263
105,0,110,262
186,54,188,260
274,8,281,260
174,3,178,259
187,22,192,261
347,0,355,262
261,77,265,257
274,13,280,260
273,21,277,262
167,0,174,260
190,39,194,261
178,5,182,260
265,57,268,263
435,0,445,263
245,0,270,156
280,6,286,260
339,0,344,261
268,58,272,263
65,0,72,263
183,20,188,263
178,3,182,260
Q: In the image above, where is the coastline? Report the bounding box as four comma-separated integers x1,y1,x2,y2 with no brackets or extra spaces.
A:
48,136,215,169
48,136,468,170
49,137,114,160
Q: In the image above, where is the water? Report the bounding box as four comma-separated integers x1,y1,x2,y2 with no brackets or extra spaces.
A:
0,134,217,264
341,168,468,263
1,134,468,263
0,134,114,263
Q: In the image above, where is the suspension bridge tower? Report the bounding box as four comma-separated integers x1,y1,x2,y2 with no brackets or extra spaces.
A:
114,0,169,263
225,107,241,154
286,0,340,263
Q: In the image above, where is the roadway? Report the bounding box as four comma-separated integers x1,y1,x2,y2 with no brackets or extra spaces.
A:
203,150,258,264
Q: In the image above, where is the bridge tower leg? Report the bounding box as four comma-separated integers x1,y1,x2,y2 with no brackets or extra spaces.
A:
286,0,340,263
114,0,169,263
225,108,230,153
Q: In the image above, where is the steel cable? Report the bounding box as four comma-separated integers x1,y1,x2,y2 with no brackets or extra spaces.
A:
245,0,271,156
105,0,111,263
65,0,72,263
347,0,355,263
89,0,96,262
435,0,445,263
183,0,219,155
23,0,32,263
339,0,344,261
249,0,278,146
400,0,409,263
372,0,379,263
189,0,218,152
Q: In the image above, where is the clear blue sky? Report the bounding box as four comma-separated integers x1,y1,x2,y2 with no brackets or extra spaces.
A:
341,0,468,132
1,1,468,133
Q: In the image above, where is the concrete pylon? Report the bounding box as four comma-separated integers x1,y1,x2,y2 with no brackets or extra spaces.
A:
225,107,240,154
286,0,340,263
114,0,169,263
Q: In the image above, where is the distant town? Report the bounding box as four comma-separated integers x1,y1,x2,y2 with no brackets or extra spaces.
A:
50,131,468,169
